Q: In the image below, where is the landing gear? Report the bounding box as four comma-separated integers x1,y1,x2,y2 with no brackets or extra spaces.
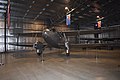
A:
36,49,44,62
0,53,4,66
66,53,70,56
37,53,42,56
34,41,45,62
66,49,70,56
36,50,43,56
65,49,70,64
65,40,70,57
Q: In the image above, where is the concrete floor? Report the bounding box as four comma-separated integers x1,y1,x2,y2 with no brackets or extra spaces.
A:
0,49,120,80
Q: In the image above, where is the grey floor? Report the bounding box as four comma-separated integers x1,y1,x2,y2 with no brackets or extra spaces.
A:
0,49,120,80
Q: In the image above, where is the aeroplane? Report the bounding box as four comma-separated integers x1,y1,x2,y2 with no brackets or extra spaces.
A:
33,28,70,56
9,26,119,57
32,26,119,56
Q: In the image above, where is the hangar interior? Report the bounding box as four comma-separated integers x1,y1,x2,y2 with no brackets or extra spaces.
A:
0,0,120,80
0,0,120,51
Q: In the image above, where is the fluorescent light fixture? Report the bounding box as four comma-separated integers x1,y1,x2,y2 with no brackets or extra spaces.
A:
89,10,92,12
34,14,40,20
39,12,42,14
81,8,84,10
71,14,74,16
34,18,36,20
32,1,35,3
87,5,90,7
25,13,27,16
42,8,46,11
46,4,49,6
27,10,29,12
74,18,78,20
78,16,84,18
76,11,79,13
51,0,54,2
29,5,32,8
36,15,39,18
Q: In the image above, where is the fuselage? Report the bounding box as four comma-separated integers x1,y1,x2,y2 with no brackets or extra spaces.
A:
42,29,64,48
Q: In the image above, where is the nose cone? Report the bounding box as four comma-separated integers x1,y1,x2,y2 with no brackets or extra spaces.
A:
42,28,50,37
42,30,61,48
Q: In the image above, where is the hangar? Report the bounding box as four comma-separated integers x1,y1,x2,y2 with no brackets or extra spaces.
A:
0,0,120,80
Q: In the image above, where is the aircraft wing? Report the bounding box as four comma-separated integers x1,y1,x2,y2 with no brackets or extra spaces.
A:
11,26,117,37
60,27,117,36
58,42,120,50
77,37,120,41
12,31,43,37
8,42,35,47
8,42,47,47
69,43,112,48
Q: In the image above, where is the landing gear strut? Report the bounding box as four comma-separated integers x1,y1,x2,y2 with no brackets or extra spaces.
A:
36,49,44,62
33,41,45,62
66,49,70,56
65,40,70,57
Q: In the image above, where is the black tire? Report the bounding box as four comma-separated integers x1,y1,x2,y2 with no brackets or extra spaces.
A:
66,53,70,56
37,52,42,56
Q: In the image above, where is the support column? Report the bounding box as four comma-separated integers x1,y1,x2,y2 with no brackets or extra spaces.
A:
4,13,7,52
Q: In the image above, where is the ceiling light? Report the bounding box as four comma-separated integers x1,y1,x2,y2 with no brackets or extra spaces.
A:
87,5,90,7
46,4,49,6
71,14,74,16
36,15,39,18
78,16,84,18
23,13,27,17
43,8,46,11
39,12,42,14
29,5,32,8
25,13,27,16
76,11,79,13
89,10,92,12
27,10,29,12
32,1,35,4
81,8,84,10
34,18,37,20
34,17,38,20
74,18,78,20
51,0,54,2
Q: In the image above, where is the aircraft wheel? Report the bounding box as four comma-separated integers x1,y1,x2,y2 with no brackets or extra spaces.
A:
37,52,42,56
